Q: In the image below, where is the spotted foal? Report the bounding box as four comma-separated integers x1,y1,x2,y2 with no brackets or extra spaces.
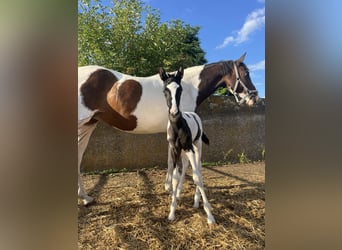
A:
160,67,215,224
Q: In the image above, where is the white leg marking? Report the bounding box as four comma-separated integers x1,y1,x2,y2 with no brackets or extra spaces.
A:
168,167,180,221
176,152,189,199
185,149,216,224
193,141,202,208
193,186,201,208
165,145,173,192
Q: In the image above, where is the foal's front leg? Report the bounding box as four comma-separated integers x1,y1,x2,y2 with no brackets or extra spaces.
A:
176,152,189,199
165,145,174,192
168,166,180,221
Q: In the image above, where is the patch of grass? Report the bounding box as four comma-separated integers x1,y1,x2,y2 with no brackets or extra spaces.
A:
238,152,250,164
83,168,129,176
202,161,221,167
223,149,234,164
83,165,162,176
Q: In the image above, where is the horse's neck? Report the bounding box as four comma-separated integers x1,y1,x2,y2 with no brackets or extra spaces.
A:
168,113,184,131
174,66,203,112
183,66,204,86
183,64,221,107
169,112,181,124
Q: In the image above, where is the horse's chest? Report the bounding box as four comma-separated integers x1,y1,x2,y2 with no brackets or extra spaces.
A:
167,122,193,152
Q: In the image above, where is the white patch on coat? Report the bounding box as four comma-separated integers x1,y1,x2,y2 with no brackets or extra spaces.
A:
78,65,204,133
182,112,202,141
166,81,180,115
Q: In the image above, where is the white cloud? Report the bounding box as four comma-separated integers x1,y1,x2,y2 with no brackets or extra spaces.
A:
248,59,265,71
217,36,234,49
258,0,265,3
216,7,265,49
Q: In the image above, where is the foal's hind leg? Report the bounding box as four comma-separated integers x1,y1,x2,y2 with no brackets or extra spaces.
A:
185,149,215,224
78,119,98,205
193,141,202,208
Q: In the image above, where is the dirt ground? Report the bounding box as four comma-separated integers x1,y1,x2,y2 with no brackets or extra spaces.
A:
78,162,265,249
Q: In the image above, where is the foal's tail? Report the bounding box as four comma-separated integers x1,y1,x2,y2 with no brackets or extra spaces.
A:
202,132,210,145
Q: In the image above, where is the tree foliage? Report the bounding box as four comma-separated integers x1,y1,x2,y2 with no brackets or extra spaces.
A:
78,0,207,76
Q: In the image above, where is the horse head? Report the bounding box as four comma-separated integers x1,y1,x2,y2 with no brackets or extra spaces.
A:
159,66,184,116
220,53,259,106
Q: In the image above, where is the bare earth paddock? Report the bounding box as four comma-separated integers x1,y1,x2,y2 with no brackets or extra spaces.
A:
78,162,265,249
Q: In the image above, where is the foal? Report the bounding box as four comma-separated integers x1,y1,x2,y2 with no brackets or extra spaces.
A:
160,67,215,224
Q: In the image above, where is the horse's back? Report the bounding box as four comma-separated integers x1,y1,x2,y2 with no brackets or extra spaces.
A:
78,65,127,85
79,65,107,85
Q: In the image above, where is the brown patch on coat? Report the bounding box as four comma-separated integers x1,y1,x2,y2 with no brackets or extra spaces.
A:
80,69,118,110
107,79,143,117
80,69,142,131
196,63,225,106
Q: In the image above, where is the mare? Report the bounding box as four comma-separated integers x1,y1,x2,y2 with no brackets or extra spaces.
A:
160,66,215,224
78,53,259,205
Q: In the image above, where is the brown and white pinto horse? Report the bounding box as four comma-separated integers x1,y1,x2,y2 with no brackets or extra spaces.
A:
78,53,259,205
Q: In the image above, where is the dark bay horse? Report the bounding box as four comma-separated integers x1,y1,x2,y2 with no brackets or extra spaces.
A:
78,53,259,205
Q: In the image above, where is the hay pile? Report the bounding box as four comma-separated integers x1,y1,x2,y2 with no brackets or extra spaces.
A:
78,163,265,249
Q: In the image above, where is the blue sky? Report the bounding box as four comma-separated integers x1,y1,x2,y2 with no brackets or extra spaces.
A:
100,0,265,97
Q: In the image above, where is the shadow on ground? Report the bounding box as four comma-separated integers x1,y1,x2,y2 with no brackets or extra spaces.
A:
78,162,265,249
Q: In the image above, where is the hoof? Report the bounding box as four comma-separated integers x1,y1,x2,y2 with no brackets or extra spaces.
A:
176,191,182,200
82,195,95,206
207,215,216,224
168,213,175,221
165,183,171,192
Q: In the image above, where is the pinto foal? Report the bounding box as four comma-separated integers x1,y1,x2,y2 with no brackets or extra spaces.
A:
160,67,215,224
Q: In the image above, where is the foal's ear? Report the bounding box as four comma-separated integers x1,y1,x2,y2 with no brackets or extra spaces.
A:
236,52,247,64
176,66,184,79
159,67,168,82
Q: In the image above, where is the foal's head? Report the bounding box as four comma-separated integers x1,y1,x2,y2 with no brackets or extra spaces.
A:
159,67,184,116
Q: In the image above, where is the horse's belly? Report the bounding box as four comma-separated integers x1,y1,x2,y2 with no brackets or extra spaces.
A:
132,113,168,134
129,103,168,134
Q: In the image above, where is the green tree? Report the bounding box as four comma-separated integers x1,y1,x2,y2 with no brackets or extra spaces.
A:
78,0,207,76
